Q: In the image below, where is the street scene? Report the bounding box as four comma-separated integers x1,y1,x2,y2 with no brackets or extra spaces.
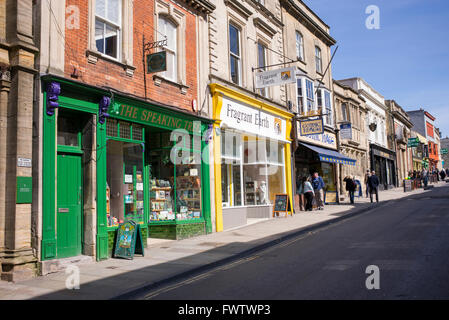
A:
0,0,449,305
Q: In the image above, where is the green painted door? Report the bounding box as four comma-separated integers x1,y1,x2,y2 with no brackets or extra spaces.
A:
57,154,82,258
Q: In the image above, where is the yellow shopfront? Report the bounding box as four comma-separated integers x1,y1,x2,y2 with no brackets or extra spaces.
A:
210,84,294,232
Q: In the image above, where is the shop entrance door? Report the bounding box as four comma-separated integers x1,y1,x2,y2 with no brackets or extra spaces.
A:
56,153,82,258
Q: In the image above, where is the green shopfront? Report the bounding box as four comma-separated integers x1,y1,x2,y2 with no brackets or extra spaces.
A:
41,76,213,262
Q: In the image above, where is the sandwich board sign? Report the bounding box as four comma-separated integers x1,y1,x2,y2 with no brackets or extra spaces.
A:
113,220,144,260
273,194,292,218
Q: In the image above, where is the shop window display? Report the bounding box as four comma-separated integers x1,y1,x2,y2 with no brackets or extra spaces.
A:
148,131,202,222
107,140,144,226
220,129,286,207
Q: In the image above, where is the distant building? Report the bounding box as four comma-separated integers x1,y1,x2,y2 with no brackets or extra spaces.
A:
338,78,396,190
441,137,449,170
385,100,413,185
407,109,440,171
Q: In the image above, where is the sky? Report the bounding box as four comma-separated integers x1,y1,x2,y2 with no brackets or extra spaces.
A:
302,0,449,138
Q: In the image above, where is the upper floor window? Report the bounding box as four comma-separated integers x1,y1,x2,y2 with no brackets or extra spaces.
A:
295,32,304,61
324,90,332,126
229,23,242,85
158,16,178,82
95,0,122,59
315,46,322,73
297,79,304,114
257,42,268,97
255,0,265,5
341,102,349,122
305,79,314,112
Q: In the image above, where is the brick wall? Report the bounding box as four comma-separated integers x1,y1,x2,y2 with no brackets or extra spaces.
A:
64,0,198,111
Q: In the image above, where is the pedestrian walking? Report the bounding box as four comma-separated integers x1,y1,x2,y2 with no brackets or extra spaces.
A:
296,176,305,211
440,169,447,181
312,172,325,210
302,176,315,211
367,170,380,203
422,168,429,187
364,170,371,198
344,176,357,204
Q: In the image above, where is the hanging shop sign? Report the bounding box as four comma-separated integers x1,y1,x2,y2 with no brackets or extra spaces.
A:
339,123,352,140
255,67,296,89
441,148,448,155
407,137,420,148
220,97,287,142
299,118,324,136
113,221,144,260
109,102,201,134
146,51,167,74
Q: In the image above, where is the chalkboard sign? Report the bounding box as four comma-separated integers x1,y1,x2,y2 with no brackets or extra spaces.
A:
273,194,292,217
113,221,145,260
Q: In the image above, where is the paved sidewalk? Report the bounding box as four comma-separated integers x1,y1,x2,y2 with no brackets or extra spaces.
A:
0,182,446,300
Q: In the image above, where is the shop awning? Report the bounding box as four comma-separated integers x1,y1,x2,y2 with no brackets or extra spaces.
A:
300,143,357,166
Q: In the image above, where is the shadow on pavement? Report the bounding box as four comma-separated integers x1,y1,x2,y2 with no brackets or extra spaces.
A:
28,184,448,300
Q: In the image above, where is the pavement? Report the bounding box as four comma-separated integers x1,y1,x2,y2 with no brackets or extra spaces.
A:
0,181,446,300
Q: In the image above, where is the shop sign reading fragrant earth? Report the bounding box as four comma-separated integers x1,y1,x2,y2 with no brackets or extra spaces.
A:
220,97,286,141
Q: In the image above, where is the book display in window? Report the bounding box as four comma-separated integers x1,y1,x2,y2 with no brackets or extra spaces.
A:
176,164,202,220
149,179,175,221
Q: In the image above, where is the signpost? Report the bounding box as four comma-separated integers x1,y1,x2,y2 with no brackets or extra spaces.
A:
113,221,144,260
273,194,292,218
299,118,324,136
441,148,448,155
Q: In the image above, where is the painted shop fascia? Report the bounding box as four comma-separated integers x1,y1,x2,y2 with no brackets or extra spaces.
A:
40,74,213,263
209,83,294,232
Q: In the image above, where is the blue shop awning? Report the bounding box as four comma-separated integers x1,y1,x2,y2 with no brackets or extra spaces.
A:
300,143,357,166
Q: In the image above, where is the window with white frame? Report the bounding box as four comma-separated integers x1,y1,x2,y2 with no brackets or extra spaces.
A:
229,23,242,85
296,78,304,114
315,46,322,73
305,79,315,112
95,0,122,59
324,90,332,126
257,42,268,97
295,31,304,61
158,16,177,82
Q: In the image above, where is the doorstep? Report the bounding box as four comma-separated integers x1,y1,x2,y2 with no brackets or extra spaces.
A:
39,255,94,276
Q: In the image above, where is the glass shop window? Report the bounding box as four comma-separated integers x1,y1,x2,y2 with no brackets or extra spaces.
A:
106,140,144,226
175,150,202,221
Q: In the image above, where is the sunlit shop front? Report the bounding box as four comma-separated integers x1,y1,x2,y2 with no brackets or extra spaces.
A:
210,84,294,231
294,128,356,207
40,76,213,263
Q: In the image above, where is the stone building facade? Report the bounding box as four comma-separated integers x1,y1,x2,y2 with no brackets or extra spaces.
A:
385,100,413,185
338,77,396,190
206,0,295,230
280,0,356,209
0,0,39,281
333,80,369,199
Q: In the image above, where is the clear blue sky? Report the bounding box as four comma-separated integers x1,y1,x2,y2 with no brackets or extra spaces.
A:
303,0,449,138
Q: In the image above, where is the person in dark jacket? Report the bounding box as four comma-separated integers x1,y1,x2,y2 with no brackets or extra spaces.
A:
343,176,357,204
367,170,380,203
440,169,446,181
